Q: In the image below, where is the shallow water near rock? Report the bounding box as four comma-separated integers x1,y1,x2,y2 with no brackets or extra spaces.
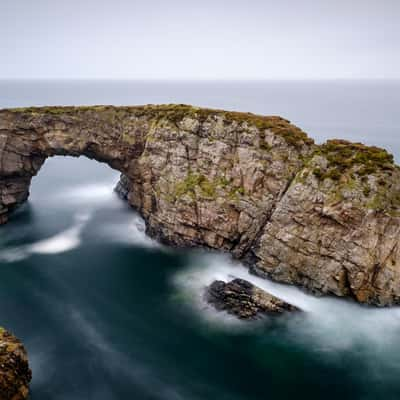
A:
1,80,400,399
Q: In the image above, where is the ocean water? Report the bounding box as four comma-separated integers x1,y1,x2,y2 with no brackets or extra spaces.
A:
0,80,400,399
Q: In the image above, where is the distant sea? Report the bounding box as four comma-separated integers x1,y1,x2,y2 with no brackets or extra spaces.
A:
1,79,399,160
0,80,399,400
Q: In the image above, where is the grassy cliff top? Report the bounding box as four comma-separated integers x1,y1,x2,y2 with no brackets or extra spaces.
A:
3,105,398,169
312,139,397,181
3,104,314,148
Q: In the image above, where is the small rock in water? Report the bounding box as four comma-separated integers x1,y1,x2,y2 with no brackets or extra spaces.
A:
205,278,299,320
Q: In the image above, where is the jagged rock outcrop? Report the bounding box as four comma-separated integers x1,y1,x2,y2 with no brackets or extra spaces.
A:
0,328,31,400
1,105,400,306
206,278,298,319
249,141,400,305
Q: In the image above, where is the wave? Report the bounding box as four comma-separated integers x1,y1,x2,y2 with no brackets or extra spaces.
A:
39,181,162,248
0,212,91,262
173,253,400,356
99,214,163,249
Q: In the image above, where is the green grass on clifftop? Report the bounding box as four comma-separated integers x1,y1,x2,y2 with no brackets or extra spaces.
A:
4,104,314,149
313,139,396,181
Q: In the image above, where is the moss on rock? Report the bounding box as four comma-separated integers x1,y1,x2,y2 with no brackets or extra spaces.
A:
6,104,314,149
173,172,245,202
315,139,395,181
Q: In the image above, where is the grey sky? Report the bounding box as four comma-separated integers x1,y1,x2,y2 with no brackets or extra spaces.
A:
1,0,399,80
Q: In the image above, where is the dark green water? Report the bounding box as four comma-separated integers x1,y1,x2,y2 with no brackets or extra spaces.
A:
1,80,400,399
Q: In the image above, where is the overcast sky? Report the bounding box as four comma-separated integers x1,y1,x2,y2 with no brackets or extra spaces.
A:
1,0,399,80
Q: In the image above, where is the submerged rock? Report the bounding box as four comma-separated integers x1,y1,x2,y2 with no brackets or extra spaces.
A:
0,328,31,400
206,278,299,319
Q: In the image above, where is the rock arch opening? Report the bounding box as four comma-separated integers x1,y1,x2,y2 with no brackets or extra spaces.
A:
0,106,146,225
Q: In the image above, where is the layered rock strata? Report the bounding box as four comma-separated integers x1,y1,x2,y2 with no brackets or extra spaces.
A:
1,105,400,306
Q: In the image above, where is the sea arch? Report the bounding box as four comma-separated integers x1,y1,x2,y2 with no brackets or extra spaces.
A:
1,104,400,306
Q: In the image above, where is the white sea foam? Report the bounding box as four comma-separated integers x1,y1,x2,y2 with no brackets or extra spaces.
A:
30,212,90,255
44,182,162,248
0,248,29,263
0,212,91,262
173,253,400,356
101,214,163,249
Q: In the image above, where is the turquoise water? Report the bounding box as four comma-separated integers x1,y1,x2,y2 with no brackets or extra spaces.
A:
1,80,400,399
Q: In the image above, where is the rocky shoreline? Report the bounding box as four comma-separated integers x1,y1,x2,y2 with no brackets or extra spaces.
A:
0,104,399,397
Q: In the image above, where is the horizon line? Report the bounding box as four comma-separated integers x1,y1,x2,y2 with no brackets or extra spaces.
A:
1,77,399,82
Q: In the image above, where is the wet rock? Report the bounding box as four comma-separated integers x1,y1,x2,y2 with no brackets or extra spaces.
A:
0,329,31,400
206,278,299,319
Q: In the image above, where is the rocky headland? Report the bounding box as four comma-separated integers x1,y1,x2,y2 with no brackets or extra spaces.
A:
1,104,399,307
1,103,400,397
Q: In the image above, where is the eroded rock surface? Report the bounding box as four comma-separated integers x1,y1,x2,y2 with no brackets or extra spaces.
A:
206,278,298,319
0,329,31,400
1,105,400,306
249,141,400,305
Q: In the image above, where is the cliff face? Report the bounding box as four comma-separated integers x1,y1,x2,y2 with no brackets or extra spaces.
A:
0,329,31,400
1,105,400,306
